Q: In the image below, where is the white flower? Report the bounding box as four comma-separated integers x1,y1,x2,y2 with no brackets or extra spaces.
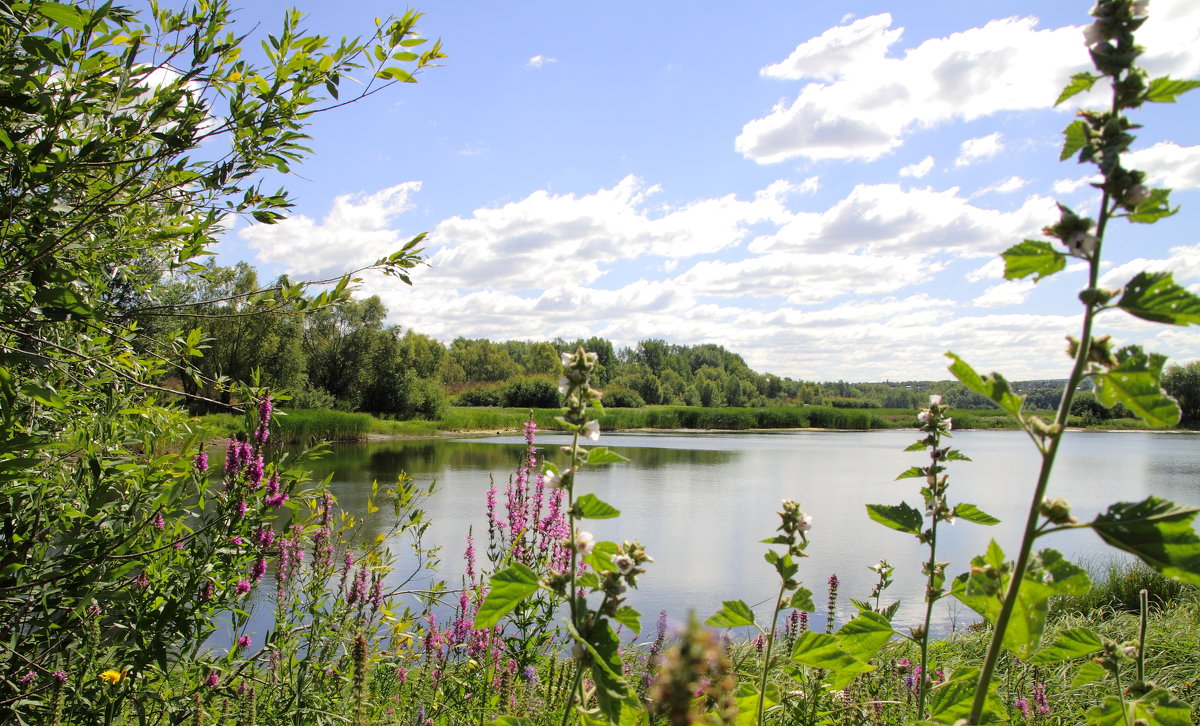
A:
797,513,813,532
929,394,943,406
561,351,575,367
943,418,953,432
611,553,634,574
582,420,600,442
574,531,595,555
1125,184,1151,205
543,468,563,489
917,411,933,424
558,376,571,395
1082,20,1105,46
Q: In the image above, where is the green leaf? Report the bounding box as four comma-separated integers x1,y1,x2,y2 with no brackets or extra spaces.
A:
19,382,66,409
1071,661,1109,687
895,466,926,480
788,587,815,611
586,447,630,465
946,353,1024,417
1143,77,1200,103
705,600,756,629
576,493,620,519
1128,188,1178,224
378,66,416,82
866,502,924,536
613,606,641,634
835,611,894,662
1093,346,1181,427
37,1,88,29
1117,271,1200,326
1056,72,1100,105
33,286,95,319
585,541,620,573
582,619,633,723
789,632,872,689
1001,240,1066,282
1086,688,1194,726
926,667,1005,724
953,503,1000,526
487,718,537,726
1090,497,1200,586
1029,627,1103,664
473,563,540,629
1061,119,1089,161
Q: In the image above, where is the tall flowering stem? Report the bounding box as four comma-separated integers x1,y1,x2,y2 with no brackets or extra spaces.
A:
957,2,1200,722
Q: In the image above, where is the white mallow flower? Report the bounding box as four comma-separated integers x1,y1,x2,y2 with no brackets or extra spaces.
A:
797,513,813,532
1125,185,1151,205
1082,20,1105,46
561,351,575,367
929,394,943,406
612,553,634,574
558,376,571,395
543,468,563,489
582,420,601,441
943,418,953,432
917,411,933,424
574,530,595,555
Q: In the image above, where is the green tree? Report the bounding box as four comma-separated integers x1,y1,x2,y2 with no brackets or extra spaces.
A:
1162,360,1200,424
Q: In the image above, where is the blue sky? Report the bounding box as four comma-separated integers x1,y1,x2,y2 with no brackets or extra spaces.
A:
213,0,1200,382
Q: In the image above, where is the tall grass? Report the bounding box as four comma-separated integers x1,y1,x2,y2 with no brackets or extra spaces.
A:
272,408,374,442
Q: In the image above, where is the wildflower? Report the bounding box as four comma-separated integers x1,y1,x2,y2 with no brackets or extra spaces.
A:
230,535,244,547
543,468,563,489
152,512,165,530
235,579,251,595
558,376,571,394
797,512,813,532
612,553,635,574
194,446,209,473
917,410,933,424
1082,20,1106,46
251,557,268,582
1125,184,1152,205
929,394,943,406
19,670,35,685
53,670,67,684
1014,696,1031,719
573,530,596,555
100,669,123,685
943,418,953,431
205,672,220,688
582,420,600,442
237,635,251,649
1065,231,1099,257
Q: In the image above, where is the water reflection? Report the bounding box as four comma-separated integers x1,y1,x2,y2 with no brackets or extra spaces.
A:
297,430,1200,636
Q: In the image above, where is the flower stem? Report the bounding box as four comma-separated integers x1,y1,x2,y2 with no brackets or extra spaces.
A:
758,583,787,726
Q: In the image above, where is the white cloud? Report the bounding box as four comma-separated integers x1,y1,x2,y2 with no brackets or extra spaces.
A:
737,15,1088,163
1125,142,1200,190
966,257,1005,282
973,279,1036,307
1053,176,1094,195
749,183,1056,258
1138,0,1200,78
956,132,1004,167
526,55,557,69
974,175,1029,196
241,183,422,278
1098,244,1200,290
900,155,935,178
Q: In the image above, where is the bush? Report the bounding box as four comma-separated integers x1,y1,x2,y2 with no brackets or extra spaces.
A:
601,387,647,408
502,375,561,408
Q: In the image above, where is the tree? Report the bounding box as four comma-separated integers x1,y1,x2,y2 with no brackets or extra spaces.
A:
0,2,442,721
1163,361,1200,424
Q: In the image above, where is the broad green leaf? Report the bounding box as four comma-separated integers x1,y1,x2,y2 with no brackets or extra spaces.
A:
866,502,924,536
1128,188,1178,224
943,449,972,462
1002,240,1067,282
1090,497,1200,585
788,587,815,611
473,563,540,629
586,619,633,723
1093,346,1181,427
1061,119,1089,161
1086,689,1194,726
586,447,630,465
618,698,648,726
835,611,894,662
895,466,926,480
1117,271,1200,325
706,600,756,628
925,667,1005,724
613,605,641,634
585,541,620,573
789,632,873,690
733,683,779,726
19,382,66,409
37,1,88,29
576,493,620,519
1056,72,1100,105
1071,661,1109,687
954,503,999,526
33,286,95,318
1144,77,1200,103
946,353,1024,417
1029,627,1102,664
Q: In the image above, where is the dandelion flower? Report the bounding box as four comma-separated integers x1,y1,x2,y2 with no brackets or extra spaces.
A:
100,669,123,685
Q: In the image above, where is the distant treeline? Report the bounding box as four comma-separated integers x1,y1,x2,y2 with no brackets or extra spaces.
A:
159,261,1200,425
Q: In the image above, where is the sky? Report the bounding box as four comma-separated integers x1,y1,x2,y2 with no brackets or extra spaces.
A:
210,0,1200,382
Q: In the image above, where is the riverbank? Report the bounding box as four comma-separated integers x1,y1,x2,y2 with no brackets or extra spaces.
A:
196,404,1183,443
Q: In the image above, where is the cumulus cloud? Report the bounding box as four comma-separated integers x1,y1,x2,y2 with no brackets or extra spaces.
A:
973,279,1036,307
1098,244,1200,290
900,155,935,178
736,0,1200,166
241,182,422,278
974,176,1029,196
1125,142,1200,190
526,55,557,68
956,133,1004,166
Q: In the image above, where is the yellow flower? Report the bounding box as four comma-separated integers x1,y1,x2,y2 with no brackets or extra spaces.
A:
100,669,123,685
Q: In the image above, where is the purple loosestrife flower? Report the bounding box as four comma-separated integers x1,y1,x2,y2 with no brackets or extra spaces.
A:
225,438,239,476
485,479,501,544
370,574,384,610
1032,683,1051,716
255,396,272,445
52,670,67,684
235,579,251,595
19,670,35,686
254,525,275,549
1014,696,1030,719
237,635,251,649
194,446,209,473
464,533,477,584
247,455,264,489
263,473,288,509
152,512,165,530
205,672,219,688
251,557,268,582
